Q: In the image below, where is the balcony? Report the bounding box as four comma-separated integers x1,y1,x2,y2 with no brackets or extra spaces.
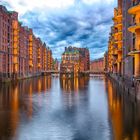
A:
13,57,18,64
13,31,18,35
38,64,41,68
128,49,140,56
128,3,140,15
117,46,122,52
12,21,18,29
117,30,122,35
29,35,33,41
114,33,118,40
114,22,122,28
29,42,33,46
29,49,33,53
113,30,122,36
114,39,123,44
13,37,18,42
118,58,122,63
113,59,117,64
13,49,18,55
128,23,140,33
29,61,33,67
112,49,118,56
113,15,122,21
114,8,122,20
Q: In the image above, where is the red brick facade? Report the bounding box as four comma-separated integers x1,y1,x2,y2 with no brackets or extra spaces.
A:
0,5,53,81
60,46,90,73
90,58,104,73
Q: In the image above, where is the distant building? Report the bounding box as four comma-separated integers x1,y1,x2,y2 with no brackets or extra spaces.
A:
52,58,59,71
60,46,90,74
104,52,108,73
90,58,104,73
46,48,53,71
79,47,90,72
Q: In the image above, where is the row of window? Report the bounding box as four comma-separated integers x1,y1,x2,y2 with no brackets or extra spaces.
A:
63,57,79,60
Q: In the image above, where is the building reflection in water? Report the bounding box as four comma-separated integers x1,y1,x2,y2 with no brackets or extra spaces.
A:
105,78,140,140
60,75,89,93
0,76,140,139
0,75,52,139
0,83,19,138
59,75,90,112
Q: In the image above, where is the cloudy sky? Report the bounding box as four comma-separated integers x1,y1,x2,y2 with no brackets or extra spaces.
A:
0,0,116,60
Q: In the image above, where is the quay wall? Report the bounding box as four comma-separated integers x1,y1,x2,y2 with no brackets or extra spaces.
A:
108,74,140,102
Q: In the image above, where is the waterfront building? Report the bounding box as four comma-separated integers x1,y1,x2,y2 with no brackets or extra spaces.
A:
46,48,52,71
19,26,30,77
60,46,90,74
0,5,53,81
0,5,19,79
79,48,90,72
90,58,104,74
60,47,80,73
42,43,47,72
122,0,134,78
127,0,140,78
105,0,140,96
107,0,140,79
107,0,123,76
106,0,132,77
104,52,108,73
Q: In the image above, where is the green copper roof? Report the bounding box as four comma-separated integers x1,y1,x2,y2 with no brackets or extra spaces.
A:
64,49,79,55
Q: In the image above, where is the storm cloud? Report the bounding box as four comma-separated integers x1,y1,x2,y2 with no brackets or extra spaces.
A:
1,0,116,60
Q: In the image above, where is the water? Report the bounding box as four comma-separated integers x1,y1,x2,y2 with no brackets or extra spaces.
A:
0,75,140,140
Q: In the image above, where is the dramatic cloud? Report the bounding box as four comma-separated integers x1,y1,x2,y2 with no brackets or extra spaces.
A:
0,0,116,60
82,0,114,4
1,0,75,14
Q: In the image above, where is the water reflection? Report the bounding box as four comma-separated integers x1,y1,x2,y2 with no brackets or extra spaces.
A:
0,76,52,139
60,76,89,92
0,83,19,138
106,78,140,140
0,76,139,139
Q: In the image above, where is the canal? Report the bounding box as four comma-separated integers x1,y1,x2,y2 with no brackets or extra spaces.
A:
0,76,140,140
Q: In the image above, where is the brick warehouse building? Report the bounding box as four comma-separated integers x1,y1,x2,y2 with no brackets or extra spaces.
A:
107,0,140,78
60,46,90,74
105,0,140,96
90,58,104,74
0,5,53,81
104,52,108,73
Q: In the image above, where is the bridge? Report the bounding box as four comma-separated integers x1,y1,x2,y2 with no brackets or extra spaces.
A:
42,70,104,75
42,70,59,75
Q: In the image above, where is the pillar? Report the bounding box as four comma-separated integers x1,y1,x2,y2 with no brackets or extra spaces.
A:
135,29,140,77
135,54,140,77
12,20,19,79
